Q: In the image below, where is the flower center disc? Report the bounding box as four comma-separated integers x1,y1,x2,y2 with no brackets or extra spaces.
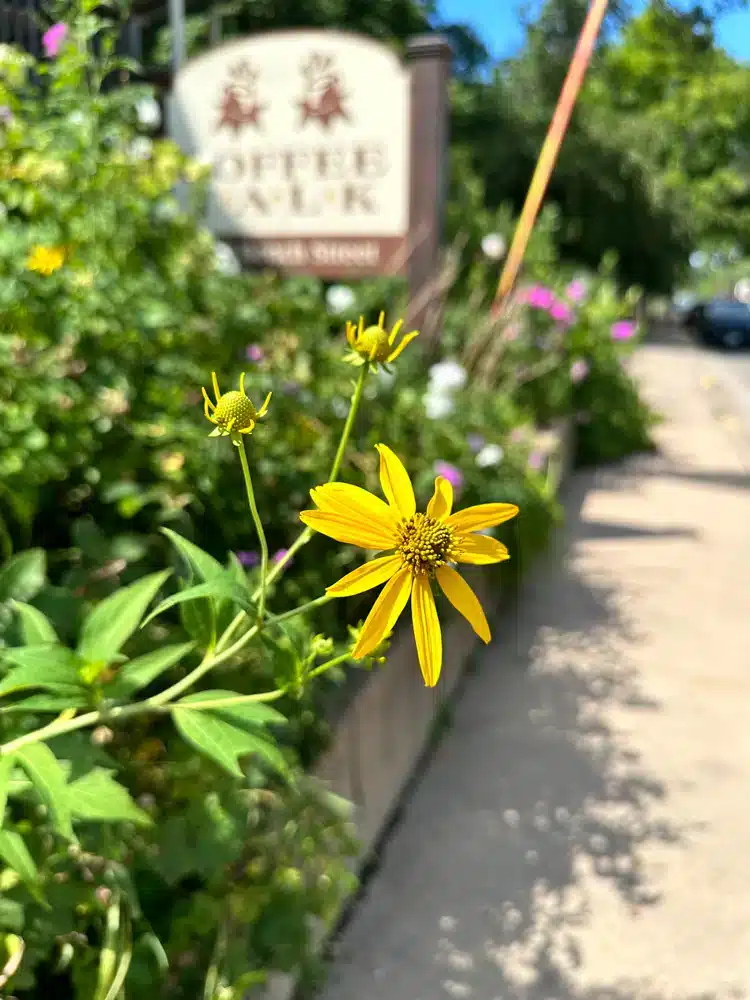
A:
356,325,391,362
213,391,257,431
397,513,455,576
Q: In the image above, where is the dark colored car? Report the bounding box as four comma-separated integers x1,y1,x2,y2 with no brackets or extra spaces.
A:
684,300,750,349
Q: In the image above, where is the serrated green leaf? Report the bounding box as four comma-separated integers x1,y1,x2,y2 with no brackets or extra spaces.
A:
0,549,46,603
177,690,286,727
141,574,252,628
68,769,151,827
0,645,86,699
15,744,75,841
77,569,171,665
11,601,58,645
172,703,288,779
104,641,195,700
0,829,39,892
161,528,224,582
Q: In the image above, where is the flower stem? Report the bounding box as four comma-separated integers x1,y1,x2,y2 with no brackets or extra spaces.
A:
327,362,369,484
237,438,268,626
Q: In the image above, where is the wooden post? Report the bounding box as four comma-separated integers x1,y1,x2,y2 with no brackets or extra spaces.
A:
406,34,452,344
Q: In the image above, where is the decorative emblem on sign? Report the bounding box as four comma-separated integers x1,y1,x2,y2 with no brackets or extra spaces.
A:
217,60,265,133
297,54,350,129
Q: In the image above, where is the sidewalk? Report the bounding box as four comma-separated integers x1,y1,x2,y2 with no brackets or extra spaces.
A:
320,341,750,1000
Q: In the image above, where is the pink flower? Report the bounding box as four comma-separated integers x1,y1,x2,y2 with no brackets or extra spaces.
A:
565,279,586,302
273,548,292,567
611,320,636,341
433,461,463,491
245,344,264,363
524,285,555,310
528,450,545,471
550,301,573,325
42,23,68,57
570,359,589,383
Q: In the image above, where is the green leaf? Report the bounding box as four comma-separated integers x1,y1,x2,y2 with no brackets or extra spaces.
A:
179,596,215,648
141,574,252,628
0,693,91,714
161,528,224,583
104,641,196,700
0,829,39,891
15,744,75,841
77,569,171,665
11,601,59,645
172,698,288,779
0,549,46,603
0,755,13,825
68,769,151,827
0,645,86,698
177,690,286,727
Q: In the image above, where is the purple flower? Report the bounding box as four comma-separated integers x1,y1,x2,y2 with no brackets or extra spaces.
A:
566,279,586,302
467,433,485,454
433,461,464,490
236,550,259,568
273,548,292,568
528,450,544,471
550,301,573,325
245,344,264,363
611,320,637,341
570,359,589,383
42,23,68,57
523,284,555,310
281,380,301,396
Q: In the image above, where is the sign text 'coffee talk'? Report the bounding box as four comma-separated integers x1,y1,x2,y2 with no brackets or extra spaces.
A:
168,31,411,277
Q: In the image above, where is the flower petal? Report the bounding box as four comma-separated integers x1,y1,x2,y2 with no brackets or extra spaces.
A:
352,566,412,658
299,511,396,550
310,483,399,537
375,444,416,519
411,575,442,687
446,502,519,535
455,534,510,565
326,554,402,597
436,565,491,643
387,330,419,362
426,476,453,521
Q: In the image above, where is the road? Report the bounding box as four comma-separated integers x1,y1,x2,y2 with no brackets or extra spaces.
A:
320,338,750,1000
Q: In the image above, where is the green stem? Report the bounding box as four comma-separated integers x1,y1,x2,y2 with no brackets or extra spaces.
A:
327,362,369,484
174,689,286,712
237,438,268,626
305,651,351,683
271,593,333,625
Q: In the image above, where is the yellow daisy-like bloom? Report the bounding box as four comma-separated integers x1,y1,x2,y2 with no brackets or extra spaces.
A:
201,371,271,439
300,445,519,687
344,312,419,368
26,245,65,276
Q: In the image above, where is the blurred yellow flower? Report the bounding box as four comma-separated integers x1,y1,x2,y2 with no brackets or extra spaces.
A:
202,371,271,439
160,452,185,474
300,445,519,687
26,245,65,276
344,312,418,368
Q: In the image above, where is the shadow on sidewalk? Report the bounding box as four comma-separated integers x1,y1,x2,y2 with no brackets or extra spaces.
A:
321,464,705,1000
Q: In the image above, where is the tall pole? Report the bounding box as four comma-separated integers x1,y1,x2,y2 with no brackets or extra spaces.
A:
169,0,186,74
495,0,610,303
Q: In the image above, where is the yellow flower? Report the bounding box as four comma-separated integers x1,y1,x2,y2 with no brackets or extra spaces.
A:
201,371,271,439
26,245,65,276
300,445,519,687
344,312,418,368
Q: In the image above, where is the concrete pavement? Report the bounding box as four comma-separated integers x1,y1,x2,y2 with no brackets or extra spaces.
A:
319,340,750,1000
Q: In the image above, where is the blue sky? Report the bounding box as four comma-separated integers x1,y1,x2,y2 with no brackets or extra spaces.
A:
435,0,750,63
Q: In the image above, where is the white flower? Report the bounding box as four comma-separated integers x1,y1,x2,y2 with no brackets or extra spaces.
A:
153,198,180,222
326,284,356,314
68,110,86,126
136,96,161,130
475,443,504,468
423,391,455,420
214,241,241,276
428,359,467,393
128,136,153,161
481,232,506,260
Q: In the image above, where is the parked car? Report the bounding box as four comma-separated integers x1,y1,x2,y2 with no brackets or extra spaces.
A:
683,299,750,349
